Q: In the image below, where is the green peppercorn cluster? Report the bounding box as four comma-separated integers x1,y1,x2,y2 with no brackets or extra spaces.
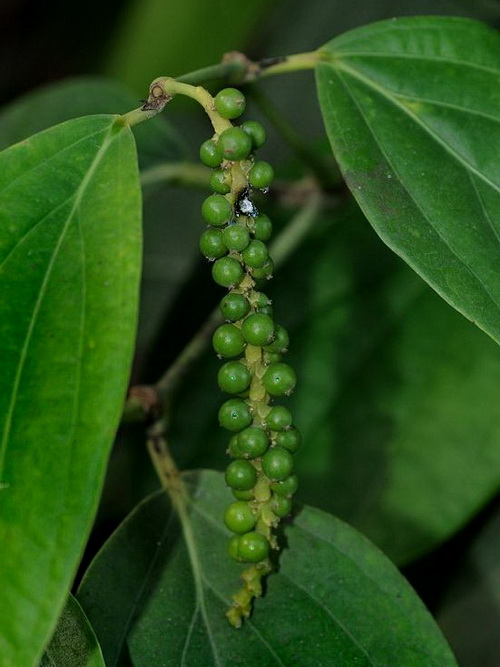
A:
198,88,301,626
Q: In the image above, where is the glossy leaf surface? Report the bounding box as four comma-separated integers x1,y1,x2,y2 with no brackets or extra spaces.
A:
316,17,500,345
78,470,456,666
0,115,141,664
40,595,105,667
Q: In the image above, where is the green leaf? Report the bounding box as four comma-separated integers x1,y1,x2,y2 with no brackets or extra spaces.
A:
0,115,141,664
40,595,105,667
0,76,186,168
77,470,456,666
316,16,500,345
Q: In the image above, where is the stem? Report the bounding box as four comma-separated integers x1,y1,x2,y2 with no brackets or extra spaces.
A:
141,162,211,190
257,51,328,79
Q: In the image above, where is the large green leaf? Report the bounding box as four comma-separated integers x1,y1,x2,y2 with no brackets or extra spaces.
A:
77,470,456,666
0,115,141,665
316,16,500,345
40,595,105,667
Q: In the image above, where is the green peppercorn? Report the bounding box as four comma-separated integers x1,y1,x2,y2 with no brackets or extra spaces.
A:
237,532,269,562
270,494,292,518
262,362,297,396
212,256,244,288
252,214,273,241
218,127,252,161
253,292,271,309
222,224,250,252
276,426,302,453
199,139,223,167
265,405,293,431
241,239,269,268
212,323,246,358
225,459,257,490
249,161,274,189
224,501,256,533
232,488,254,501
265,324,289,354
201,194,233,226
218,360,251,394
220,293,250,321
210,169,231,194
251,257,274,280
262,446,294,481
237,426,269,458
214,88,246,119
228,535,241,561
271,474,299,497
199,228,227,260
242,312,275,347
241,120,266,149
227,434,244,458
218,398,252,432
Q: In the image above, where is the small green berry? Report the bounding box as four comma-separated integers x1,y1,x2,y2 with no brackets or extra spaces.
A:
242,312,275,346
265,405,292,431
218,360,251,394
237,532,269,562
210,169,231,194
228,535,241,561
201,194,233,226
241,240,269,268
218,398,252,432
252,214,273,241
266,324,289,353
251,257,274,280
276,427,302,453
220,293,251,321
232,488,254,501
271,494,292,518
263,362,297,397
228,434,244,458
199,139,223,167
262,446,294,481
225,459,257,490
212,257,243,288
271,474,299,497
199,228,227,260
222,224,250,251
214,88,246,120
212,323,245,358
237,426,269,458
218,127,252,161
241,120,266,149
249,161,274,189
224,501,256,533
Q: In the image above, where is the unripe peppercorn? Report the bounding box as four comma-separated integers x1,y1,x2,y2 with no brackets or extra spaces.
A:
241,120,266,149
265,325,289,354
262,362,296,397
237,532,269,562
252,214,273,242
251,257,274,280
271,473,299,497
212,323,245,358
220,293,250,321
241,240,269,268
276,426,302,453
271,494,293,518
225,459,257,490
199,139,223,167
218,127,252,161
224,501,256,533
212,257,244,288
222,224,250,252
249,161,274,189
210,169,231,194
215,88,246,119
218,361,251,394
237,426,269,458
218,398,252,432
265,405,293,431
262,446,294,481
199,228,227,260
201,194,233,226
242,313,275,347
